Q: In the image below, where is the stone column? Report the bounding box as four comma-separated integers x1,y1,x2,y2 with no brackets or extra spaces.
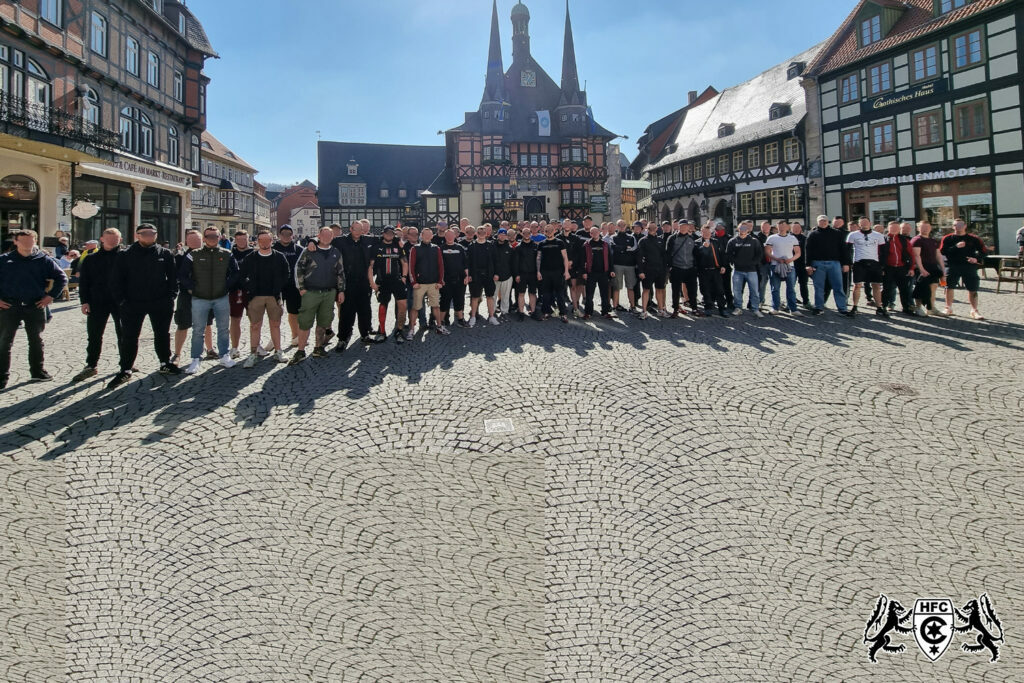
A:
131,182,146,235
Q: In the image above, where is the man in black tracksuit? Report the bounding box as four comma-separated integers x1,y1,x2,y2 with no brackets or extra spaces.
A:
665,221,701,316
611,223,638,312
514,230,539,320
695,224,729,317
492,230,515,317
582,227,614,318
73,228,123,382
109,222,180,387
636,229,668,318
439,230,469,327
333,222,377,349
536,226,570,321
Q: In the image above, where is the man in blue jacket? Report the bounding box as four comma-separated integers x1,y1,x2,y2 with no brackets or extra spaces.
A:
0,229,67,388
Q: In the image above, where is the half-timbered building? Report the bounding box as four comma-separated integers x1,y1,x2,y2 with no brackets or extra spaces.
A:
424,1,616,226
644,44,823,232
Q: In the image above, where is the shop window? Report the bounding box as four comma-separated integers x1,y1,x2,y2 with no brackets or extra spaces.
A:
910,44,939,83
919,177,993,247
845,186,899,227
952,29,984,71
839,73,859,104
868,62,892,95
954,99,988,141
870,120,895,155
913,109,944,148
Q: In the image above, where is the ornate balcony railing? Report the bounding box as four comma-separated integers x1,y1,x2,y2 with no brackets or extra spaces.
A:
0,92,121,150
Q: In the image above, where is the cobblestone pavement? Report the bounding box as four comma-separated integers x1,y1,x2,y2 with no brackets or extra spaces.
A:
2,282,1023,682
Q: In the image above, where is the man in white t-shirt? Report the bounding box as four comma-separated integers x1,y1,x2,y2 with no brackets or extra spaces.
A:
846,216,889,317
764,221,801,314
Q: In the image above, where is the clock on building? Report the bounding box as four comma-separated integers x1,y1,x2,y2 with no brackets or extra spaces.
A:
521,70,536,87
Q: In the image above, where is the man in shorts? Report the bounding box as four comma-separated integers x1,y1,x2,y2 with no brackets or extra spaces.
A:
940,218,986,319
289,227,346,365
272,224,305,347
846,217,888,317
466,228,498,327
440,228,469,329
514,224,539,321
611,220,639,312
369,225,408,343
240,230,289,367
636,223,668,319
408,227,449,335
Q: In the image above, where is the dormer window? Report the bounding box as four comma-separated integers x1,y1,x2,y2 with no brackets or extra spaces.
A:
380,188,389,199
718,123,735,138
769,104,792,120
347,160,358,176
860,15,881,47
398,188,407,199
939,0,969,14
787,62,804,79
483,111,490,119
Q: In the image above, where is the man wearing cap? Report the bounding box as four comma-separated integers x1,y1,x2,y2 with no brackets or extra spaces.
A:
492,228,515,318
273,224,305,346
725,221,764,317
109,222,181,388
805,215,854,316
368,225,408,343
0,229,66,389
666,220,702,316
611,220,639,313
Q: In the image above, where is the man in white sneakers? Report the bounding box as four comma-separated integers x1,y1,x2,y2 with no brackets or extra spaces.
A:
846,217,889,318
179,227,240,373
239,230,290,367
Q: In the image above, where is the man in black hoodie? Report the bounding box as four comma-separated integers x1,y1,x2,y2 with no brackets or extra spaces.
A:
109,223,180,388
228,229,254,358
333,221,377,350
73,227,123,382
636,226,668,319
492,228,515,318
582,226,615,319
611,220,638,312
273,224,304,346
725,221,764,317
696,224,729,317
240,230,290,367
804,215,853,316
466,229,498,327
514,225,539,321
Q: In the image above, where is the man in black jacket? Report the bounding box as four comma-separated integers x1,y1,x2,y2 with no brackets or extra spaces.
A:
804,215,853,316
696,224,729,317
636,227,668,319
725,221,764,317
73,227,123,382
109,223,180,388
791,222,810,308
492,228,515,318
333,221,377,350
0,229,67,388
439,229,469,329
582,226,615,319
228,229,254,358
514,225,539,321
666,220,701,316
240,230,290,367
611,221,638,313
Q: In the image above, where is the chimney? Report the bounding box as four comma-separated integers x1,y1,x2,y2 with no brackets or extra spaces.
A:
688,90,697,105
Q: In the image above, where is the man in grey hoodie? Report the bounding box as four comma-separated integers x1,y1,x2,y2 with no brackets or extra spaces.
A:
666,220,702,316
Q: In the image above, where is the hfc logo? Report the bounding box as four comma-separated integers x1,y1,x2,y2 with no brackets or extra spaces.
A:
863,593,1004,662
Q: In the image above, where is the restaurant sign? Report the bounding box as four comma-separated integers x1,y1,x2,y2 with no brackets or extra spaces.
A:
846,166,978,189
861,79,948,115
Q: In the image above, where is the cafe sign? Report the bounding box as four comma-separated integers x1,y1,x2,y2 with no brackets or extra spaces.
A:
861,79,948,115
847,166,978,189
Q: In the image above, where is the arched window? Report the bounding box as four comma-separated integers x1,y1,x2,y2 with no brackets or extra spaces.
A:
119,106,152,158
191,134,200,171
81,87,99,127
168,126,179,166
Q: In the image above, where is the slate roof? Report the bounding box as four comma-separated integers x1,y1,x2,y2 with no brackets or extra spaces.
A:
146,1,218,57
318,142,445,208
807,0,1012,76
424,166,459,196
201,131,257,172
647,42,824,172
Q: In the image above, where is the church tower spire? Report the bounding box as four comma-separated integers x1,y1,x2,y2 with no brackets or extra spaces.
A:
481,0,506,106
559,0,582,105
511,1,531,64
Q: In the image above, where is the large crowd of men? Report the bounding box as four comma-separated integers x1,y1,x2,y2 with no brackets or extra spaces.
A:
0,211,997,391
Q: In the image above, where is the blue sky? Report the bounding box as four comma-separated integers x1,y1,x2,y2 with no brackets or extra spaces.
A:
191,0,855,186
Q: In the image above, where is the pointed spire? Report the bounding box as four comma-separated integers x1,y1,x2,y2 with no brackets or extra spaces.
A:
560,0,582,106
481,0,506,105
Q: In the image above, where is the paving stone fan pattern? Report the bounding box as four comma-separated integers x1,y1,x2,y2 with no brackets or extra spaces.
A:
2,288,1023,682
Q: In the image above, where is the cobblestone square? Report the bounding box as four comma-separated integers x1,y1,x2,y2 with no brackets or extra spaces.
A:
2,285,1023,682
